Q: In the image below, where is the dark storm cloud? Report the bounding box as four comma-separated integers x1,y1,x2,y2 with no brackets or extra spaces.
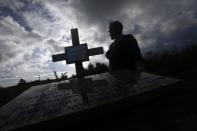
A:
75,0,129,23
46,39,65,53
0,6,32,31
71,0,197,52
0,15,43,67
0,0,54,32
19,0,53,20
1,0,197,87
71,0,132,33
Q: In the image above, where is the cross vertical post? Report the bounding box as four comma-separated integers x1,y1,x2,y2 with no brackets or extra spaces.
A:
71,28,84,77
52,28,104,78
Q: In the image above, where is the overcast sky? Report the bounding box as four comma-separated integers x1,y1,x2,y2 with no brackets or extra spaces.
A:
0,0,197,87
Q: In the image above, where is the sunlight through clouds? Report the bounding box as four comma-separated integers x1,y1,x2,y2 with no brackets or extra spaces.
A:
0,0,197,87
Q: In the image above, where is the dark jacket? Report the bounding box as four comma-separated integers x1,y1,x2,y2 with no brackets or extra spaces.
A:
106,34,142,71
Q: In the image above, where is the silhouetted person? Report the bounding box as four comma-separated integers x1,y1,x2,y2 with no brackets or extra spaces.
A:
106,21,143,71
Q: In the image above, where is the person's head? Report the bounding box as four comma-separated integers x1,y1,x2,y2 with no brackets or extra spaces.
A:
109,21,123,40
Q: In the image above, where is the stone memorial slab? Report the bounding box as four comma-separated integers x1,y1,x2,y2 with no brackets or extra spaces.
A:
0,70,179,131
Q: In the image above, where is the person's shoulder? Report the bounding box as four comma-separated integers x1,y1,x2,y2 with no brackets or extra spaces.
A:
123,34,135,39
122,34,136,42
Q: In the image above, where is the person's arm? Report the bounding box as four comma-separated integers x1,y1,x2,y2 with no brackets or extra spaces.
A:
128,34,145,71
105,43,115,60
105,50,111,59
133,41,145,71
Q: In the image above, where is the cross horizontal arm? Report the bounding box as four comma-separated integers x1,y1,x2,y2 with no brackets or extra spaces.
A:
88,47,104,56
52,53,66,62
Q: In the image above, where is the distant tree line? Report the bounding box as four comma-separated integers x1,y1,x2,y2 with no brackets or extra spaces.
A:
144,43,197,76
69,62,109,78
83,63,109,76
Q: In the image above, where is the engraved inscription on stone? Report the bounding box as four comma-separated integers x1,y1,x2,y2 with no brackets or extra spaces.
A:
0,70,179,131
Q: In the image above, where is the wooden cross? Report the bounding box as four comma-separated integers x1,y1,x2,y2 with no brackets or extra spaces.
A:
52,28,104,77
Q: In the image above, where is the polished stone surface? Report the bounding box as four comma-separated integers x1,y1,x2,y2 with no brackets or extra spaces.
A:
0,70,179,131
